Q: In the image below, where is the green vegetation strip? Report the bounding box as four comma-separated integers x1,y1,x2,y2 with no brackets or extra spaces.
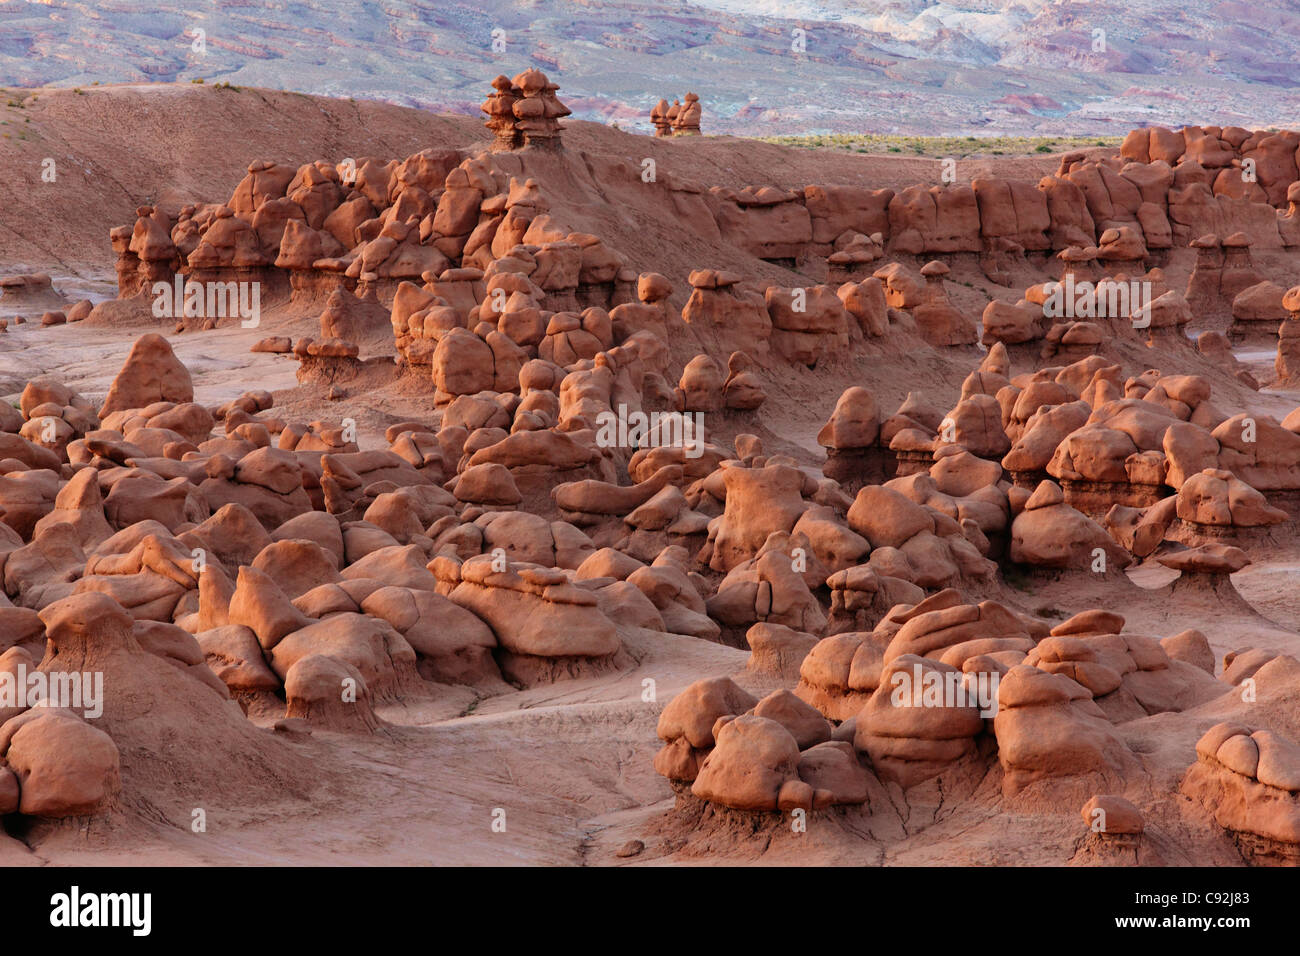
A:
755,133,1123,158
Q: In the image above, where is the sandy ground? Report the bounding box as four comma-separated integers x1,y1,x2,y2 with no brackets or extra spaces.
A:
2,308,298,410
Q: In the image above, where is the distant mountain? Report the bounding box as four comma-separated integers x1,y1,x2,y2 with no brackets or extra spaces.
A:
1,0,1298,135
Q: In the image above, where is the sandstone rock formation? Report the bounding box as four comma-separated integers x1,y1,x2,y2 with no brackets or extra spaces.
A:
15,97,1300,870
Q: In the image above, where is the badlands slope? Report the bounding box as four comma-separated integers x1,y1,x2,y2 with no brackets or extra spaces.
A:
0,83,1079,419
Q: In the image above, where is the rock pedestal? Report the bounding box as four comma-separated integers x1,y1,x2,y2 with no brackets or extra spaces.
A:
480,69,569,151
1275,287,1300,383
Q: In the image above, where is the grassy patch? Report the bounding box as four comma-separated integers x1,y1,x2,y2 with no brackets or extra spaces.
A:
755,133,1123,158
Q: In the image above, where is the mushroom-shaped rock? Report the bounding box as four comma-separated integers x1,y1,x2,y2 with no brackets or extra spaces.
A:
691,715,804,811
653,676,758,782
752,689,832,749
855,654,989,788
1010,480,1131,572
452,462,523,507
1181,722,1300,860
993,664,1139,795
1080,793,1145,835
100,334,194,415
1,709,121,817
1158,543,1250,575
438,555,621,685
746,622,818,681
818,386,879,450
284,654,381,733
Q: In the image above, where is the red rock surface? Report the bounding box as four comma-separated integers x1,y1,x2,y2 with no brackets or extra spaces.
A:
2,72,1300,870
